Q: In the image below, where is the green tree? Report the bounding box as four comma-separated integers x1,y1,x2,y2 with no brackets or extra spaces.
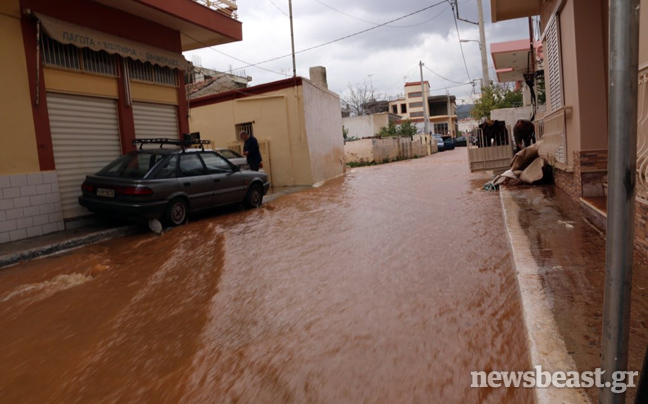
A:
470,84,523,120
343,125,349,140
378,121,399,137
378,119,420,138
398,119,418,138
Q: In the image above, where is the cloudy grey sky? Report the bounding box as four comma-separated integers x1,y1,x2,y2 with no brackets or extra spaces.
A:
184,0,531,103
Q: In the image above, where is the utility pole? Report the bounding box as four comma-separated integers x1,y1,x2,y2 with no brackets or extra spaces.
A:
419,61,430,135
476,0,490,88
600,1,640,403
289,0,296,78
446,89,452,137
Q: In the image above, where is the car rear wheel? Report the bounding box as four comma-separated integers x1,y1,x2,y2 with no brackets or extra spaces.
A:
164,198,188,226
244,184,264,209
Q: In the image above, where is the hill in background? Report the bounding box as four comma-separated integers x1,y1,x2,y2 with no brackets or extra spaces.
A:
456,104,473,120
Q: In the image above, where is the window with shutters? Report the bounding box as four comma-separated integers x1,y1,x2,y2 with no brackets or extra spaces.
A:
126,59,177,86
545,15,564,112
41,34,117,76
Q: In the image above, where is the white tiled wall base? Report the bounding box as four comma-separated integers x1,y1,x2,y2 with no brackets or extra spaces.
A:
0,172,64,244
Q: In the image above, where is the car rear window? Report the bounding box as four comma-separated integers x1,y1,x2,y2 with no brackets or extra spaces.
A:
97,152,165,178
218,149,242,159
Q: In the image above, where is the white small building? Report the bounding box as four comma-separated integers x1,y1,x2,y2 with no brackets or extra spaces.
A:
342,112,401,138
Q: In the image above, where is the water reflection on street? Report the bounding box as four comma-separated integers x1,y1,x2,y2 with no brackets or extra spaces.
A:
0,150,532,403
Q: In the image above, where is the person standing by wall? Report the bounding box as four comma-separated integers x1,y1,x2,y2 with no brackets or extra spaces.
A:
240,130,262,171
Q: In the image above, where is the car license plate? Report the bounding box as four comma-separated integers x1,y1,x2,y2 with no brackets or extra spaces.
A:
96,188,115,198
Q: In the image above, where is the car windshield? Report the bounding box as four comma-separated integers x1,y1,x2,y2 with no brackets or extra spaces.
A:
218,149,242,159
97,152,166,178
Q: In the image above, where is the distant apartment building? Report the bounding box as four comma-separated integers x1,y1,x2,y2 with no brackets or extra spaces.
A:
389,82,458,136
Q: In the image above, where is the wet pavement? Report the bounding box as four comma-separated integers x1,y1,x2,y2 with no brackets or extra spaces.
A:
0,150,533,403
503,185,648,403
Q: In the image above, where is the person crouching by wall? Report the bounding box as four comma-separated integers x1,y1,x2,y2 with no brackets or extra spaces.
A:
239,130,262,171
513,119,536,153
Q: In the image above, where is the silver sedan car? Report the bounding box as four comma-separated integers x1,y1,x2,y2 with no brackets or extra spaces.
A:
214,148,250,170
79,139,269,226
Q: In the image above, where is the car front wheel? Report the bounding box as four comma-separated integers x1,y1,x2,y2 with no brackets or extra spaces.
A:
244,184,264,209
164,198,188,226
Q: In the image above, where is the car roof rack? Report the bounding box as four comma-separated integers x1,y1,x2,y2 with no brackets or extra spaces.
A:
131,138,211,152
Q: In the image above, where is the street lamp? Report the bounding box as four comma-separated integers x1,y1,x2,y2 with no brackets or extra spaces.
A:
460,39,482,50
460,38,490,89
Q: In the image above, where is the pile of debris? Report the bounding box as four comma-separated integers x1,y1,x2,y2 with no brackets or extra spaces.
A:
485,141,553,190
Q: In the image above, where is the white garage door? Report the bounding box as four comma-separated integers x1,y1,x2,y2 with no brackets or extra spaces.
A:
132,102,179,140
48,93,122,219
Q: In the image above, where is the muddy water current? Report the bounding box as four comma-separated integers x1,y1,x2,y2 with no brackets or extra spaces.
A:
0,151,533,403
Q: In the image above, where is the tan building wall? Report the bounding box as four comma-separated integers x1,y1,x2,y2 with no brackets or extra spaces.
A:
641,0,648,66
344,139,375,163
540,0,608,166
344,136,430,164
0,0,40,175
189,79,344,187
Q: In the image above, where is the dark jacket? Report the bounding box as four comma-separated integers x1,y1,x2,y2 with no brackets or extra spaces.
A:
243,135,262,164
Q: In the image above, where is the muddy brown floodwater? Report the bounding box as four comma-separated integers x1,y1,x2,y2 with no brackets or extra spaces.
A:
0,150,533,404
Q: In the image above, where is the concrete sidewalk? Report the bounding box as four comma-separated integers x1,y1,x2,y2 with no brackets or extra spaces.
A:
500,184,648,404
0,185,308,269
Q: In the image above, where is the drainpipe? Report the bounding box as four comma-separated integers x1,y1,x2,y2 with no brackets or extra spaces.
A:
600,1,640,403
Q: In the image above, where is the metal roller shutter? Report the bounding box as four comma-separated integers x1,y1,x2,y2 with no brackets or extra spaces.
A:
132,102,179,140
48,93,122,219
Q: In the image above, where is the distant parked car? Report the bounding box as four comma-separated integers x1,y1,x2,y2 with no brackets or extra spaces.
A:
454,136,467,147
79,139,270,227
443,136,455,150
215,148,250,170
433,134,445,151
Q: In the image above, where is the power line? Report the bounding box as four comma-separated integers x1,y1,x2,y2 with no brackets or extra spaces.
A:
183,33,286,77
312,0,378,25
429,81,473,92
423,65,467,85
267,0,288,17
313,0,450,28
232,1,448,71
449,1,472,83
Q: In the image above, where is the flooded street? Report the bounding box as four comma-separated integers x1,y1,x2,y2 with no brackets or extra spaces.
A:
0,150,532,403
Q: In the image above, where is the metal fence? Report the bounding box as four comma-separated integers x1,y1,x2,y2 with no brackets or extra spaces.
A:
466,126,514,173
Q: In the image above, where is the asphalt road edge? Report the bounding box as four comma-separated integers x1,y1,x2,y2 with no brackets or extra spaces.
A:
499,187,591,404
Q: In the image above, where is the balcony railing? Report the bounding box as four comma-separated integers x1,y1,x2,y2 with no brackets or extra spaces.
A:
636,64,648,197
193,0,238,19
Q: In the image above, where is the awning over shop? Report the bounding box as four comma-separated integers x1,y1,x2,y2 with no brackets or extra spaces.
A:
34,12,189,71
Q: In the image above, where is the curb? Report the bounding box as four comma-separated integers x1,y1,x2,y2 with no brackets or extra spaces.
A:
0,226,139,269
500,187,591,404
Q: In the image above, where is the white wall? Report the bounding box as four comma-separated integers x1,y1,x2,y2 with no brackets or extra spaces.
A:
490,106,534,130
343,115,375,138
302,80,345,185
342,112,392,138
